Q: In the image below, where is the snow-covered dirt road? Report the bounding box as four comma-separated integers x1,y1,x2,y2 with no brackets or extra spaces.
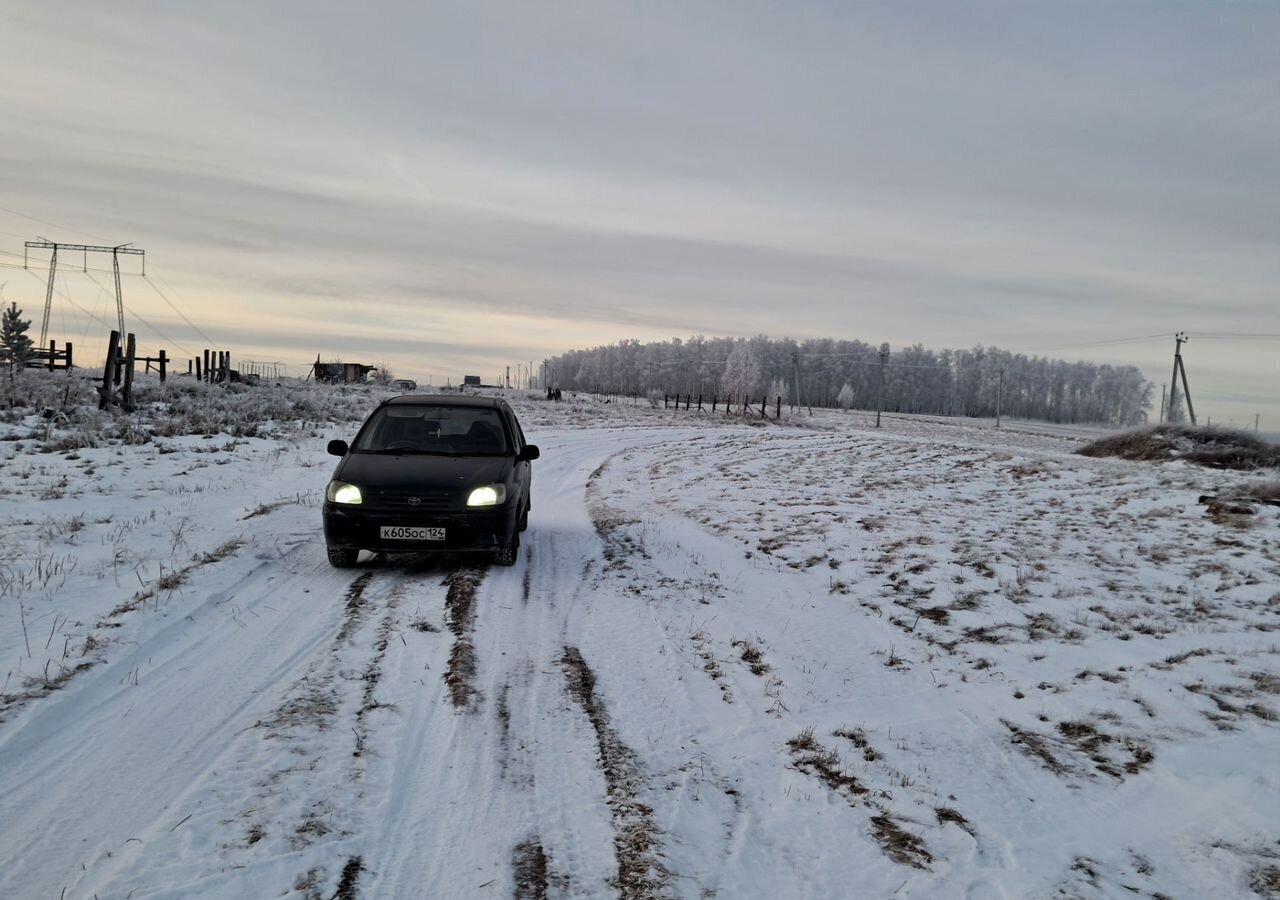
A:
2,395,1278,899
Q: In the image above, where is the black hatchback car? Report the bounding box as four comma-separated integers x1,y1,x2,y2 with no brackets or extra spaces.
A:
322,395,539,567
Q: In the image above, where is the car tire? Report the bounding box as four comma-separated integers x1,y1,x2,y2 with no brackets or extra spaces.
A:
327,546,359,568
494,529,520,567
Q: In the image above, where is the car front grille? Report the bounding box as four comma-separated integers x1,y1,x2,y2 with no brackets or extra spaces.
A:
368,489,455,511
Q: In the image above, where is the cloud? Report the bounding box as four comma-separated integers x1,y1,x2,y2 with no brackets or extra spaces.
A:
1,1,1276,419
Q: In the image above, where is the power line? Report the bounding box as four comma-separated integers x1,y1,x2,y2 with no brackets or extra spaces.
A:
23,269,115,332
0,205,108,244
143,274,219,347
85,271,195,357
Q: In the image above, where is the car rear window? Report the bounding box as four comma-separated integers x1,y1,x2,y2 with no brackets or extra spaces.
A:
353,405,510,455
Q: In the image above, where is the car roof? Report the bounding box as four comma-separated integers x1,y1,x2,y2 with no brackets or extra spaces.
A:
384,394,504,409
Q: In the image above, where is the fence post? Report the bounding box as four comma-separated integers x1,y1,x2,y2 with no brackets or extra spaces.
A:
65,342,72,370
122,334,137,410
776,396,781,419
195,357,202,382
685,394,691,411
159,349,168,382
47,340,56,372
712,396,717,412
664,394,668,409
203,349,210,384
100,331,120,409
697,394,703,411
760,396,766,418
225,351,232,379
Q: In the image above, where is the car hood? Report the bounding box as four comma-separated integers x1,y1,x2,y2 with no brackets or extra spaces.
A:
335,452,512,493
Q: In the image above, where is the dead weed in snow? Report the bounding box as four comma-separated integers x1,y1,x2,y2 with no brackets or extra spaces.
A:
332,856,364,900
731,637,771,676
870,813,933,869
1004,717,1154,780
513,839,550,900
786,728,868,798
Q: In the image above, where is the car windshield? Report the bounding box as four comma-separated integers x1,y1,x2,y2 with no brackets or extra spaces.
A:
353,405,509,456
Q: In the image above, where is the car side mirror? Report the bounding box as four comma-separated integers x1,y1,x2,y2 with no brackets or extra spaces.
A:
517,444,540,462
327,439,349,457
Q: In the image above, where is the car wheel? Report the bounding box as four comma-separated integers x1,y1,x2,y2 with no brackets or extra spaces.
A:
493,529,520,567
327,546,359,568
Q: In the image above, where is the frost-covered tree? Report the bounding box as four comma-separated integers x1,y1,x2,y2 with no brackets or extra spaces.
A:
768,376,789,405
1,302,35,377
720,340,761,405
371,363,395,386
837,382,856,410
543,333,1152,426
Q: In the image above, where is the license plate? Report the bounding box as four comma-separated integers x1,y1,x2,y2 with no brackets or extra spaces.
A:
380,526,445,541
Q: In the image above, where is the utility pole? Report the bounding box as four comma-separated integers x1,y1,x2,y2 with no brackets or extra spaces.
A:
1159,384,1167,423
1167,332,1197,426
996,367,1005,428
25,240,145,346
1256,414,1261,434
506,366,511,389
876,343,890,428
791,350,812,415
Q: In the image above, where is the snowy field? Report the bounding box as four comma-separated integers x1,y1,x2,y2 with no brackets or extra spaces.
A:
1,382,1278,899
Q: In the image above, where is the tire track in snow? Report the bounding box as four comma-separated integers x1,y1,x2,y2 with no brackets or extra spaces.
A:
561,645,671,899
443,565,487,710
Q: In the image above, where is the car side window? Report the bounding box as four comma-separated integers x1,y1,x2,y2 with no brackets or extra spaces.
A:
502,405,525,452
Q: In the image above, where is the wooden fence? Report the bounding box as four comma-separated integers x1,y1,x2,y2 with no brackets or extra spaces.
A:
25,340,73,372
664,393,784,420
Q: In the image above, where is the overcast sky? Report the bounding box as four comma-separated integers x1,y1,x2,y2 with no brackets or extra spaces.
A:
1,2,1275,425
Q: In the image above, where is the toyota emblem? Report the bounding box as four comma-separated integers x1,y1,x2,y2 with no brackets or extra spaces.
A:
407,496,421,506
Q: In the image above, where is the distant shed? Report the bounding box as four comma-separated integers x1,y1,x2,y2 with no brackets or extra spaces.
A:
310,357,376,384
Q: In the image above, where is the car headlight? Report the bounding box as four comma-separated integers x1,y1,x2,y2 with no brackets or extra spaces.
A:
466,484,506,507
326,481,363,504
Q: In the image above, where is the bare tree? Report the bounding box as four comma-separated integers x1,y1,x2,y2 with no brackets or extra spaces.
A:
837,382,856,410
371,362,395,386
721,340,761,406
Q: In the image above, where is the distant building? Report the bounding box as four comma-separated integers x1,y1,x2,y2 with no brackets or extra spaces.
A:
310,356,376,384
463,375,482,386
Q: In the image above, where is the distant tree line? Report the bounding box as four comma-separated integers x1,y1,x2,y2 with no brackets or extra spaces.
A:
544,335,1153,427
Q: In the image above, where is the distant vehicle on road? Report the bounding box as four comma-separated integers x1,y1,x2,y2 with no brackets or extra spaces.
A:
390,379,417,392
322,395,538,567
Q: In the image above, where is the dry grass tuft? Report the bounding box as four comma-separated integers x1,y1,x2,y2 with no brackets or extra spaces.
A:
1077,425,1280,471
870,814,933,869
833,726,881,762
1244,480,1280,506
1004,720,1070,776
934,806,975,836
731,638,771,675
513,839,550,900
1250,865,1280,897
787,728,869,798
333,856,364,900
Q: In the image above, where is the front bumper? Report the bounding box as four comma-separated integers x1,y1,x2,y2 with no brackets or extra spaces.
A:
323,502,517,553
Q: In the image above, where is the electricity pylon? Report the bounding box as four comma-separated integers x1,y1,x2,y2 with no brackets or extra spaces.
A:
25,239,146,345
